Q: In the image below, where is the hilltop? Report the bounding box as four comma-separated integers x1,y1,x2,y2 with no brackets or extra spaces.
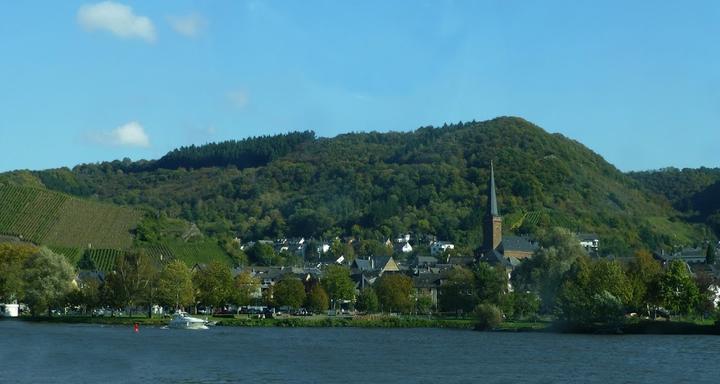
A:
0,117,711,259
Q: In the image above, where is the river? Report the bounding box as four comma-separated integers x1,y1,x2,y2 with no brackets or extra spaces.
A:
1,320,718,383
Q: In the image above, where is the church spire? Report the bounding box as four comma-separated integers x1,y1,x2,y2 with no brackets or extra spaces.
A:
488,161,499,217
483,160,502,251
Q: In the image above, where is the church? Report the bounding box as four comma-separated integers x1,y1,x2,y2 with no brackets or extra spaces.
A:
478,162,538,269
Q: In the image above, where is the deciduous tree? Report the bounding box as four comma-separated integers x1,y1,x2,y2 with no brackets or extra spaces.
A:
305,285,329,313
158,260,194,310
375,274,413,313
193,261,233,311
322,265,355,307
273,276,306,309
22,247,75,316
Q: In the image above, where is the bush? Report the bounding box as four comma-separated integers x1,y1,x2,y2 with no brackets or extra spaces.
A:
473,303,502,330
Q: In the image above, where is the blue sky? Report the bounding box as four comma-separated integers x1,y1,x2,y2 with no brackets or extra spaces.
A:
1,1,718,172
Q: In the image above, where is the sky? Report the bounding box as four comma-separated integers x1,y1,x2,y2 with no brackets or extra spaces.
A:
1,0,718,172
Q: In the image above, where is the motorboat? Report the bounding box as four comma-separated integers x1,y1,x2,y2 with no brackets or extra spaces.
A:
168,311,210,330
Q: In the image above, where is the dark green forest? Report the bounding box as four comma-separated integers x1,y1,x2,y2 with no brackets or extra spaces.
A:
1,117,713,256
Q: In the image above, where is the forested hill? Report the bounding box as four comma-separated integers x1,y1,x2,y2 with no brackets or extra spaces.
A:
0,117,708,255
629,167,720,237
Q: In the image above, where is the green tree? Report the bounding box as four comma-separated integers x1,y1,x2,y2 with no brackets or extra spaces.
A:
305,285,329,313
66,276,102,315
473,303,502,330
626,250,662,312
440,267,477,314
658,260,700,316
104,250,158,316
375,274,414,313
273,276,306,309
233,270,261,306
555,257,630,325
416,296,434,315
512,227,585,312
0,243,36,303
157,260,194,310
247,243,276,266
474,262,508,305
355,288,379,313
22,247,75,316
706,244,716,265
193,261,233,311
322,265,355,308
330,239,355,262
507,291,540,320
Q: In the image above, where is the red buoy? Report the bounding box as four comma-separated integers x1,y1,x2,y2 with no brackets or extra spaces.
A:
134,323,139,333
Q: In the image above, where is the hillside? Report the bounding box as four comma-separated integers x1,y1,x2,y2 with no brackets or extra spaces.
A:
629,167,720,237
0,184,141,249
0,117,709,256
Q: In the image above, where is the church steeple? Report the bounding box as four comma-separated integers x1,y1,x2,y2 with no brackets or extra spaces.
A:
488,161,499,217
483,161,502,251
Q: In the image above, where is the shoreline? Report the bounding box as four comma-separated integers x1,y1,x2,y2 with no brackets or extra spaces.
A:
12,315,720,335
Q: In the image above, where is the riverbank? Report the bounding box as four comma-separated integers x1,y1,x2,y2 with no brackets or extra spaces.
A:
550,319,720,335
16,315,719,334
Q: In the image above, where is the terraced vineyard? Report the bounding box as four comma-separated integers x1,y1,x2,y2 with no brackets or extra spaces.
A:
0,185,142,249
165,239,231,266
86,248,125,272
139,244,176,266
0,185,67,242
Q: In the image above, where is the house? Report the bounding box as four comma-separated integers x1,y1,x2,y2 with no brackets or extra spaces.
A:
430,241,455,256
578,233,600,255
350,256,400,275
276,238,307,257
413,273,443,308
394,241,413,254
654,247,708,265
415,256,439,268
395,234,411,243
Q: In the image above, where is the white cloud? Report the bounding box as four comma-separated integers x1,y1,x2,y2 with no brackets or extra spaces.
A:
227,90,249,109
77,2,156,42
88,121,151,147
168,13,207,38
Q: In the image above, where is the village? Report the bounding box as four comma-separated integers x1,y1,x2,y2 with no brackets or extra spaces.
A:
5,164,718,326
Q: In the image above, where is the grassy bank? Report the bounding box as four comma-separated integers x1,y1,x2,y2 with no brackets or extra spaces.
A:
20,314,476,329
19,315,719,335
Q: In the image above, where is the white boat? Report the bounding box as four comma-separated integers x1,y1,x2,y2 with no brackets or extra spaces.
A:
168,311,210,330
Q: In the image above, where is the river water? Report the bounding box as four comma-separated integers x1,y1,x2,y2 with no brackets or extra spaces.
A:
1,320,718,383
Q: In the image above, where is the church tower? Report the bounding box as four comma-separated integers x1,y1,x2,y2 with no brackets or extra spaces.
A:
483,161,502,251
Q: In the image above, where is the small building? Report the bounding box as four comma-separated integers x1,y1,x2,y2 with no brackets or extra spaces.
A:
394,242,413,254
578,233,600,255
413,274,443,308
0,303,19,317
500,235,539,260
430,241,455,256
350,256,400,275
654,247,708,265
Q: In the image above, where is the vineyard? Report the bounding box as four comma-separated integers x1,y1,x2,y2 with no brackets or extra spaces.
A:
86,248,125,272
0,185,142,249
0,185,67,243
139,244,176,266
165,239,231,266
49,246,82,266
